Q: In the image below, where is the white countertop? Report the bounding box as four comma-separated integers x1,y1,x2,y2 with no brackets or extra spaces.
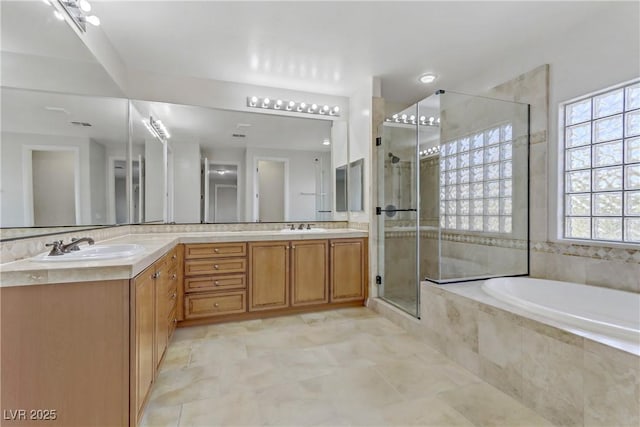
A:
0,229,368,287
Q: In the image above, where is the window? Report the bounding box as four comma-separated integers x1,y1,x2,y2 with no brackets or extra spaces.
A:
563,81,640,243
440,124,513,233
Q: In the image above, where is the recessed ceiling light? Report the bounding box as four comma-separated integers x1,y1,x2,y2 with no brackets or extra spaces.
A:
323,139,331,146
419,73,437,84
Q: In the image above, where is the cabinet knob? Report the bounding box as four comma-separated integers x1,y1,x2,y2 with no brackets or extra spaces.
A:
214,248,219,253
214,303,219,308
172,254,177,260
156,272,161,278
214,264,219,270
172,274,177,280
331,243,335,247
173,318,177,324
171,292,177,299
214,281,219,285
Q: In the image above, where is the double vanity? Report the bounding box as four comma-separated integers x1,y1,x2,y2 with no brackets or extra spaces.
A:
0,227,368,427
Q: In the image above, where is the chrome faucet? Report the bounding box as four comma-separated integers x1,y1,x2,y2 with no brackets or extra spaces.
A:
61,237,95,252
45,240,65,256
297,223,306,230
288,224,295,230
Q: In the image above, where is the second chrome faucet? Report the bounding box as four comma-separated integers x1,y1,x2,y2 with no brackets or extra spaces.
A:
46,237,95,256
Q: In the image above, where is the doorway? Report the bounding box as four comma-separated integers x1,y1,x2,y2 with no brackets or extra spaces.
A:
256,159,287,222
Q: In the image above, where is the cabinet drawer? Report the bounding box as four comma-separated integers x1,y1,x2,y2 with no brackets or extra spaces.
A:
185,258,247,276
185,243,246,259
184,274,246,293
185,291,246,319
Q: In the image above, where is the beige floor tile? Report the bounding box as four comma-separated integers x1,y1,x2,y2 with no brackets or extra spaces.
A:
380,396,476,426
139,404,182,427
141,308,558,427
178,391,261,427
437,382,555,427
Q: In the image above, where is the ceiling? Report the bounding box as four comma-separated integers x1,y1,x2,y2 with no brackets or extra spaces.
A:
91,1,611,103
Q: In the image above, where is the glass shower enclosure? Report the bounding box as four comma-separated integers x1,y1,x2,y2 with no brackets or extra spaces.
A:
377,90,530,317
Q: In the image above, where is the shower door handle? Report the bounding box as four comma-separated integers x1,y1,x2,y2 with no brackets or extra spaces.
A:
375,207,417,215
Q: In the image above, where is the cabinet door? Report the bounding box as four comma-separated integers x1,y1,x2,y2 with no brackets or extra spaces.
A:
154,260,171,369
248,241,289,311
291,240,329,306
330,238,366,302
131,265,155,423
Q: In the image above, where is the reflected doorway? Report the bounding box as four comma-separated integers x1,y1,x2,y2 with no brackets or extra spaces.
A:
256,159,286,222
202,163,238,223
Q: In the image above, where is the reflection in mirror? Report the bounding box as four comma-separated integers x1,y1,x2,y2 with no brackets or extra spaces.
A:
348,158,364,212
335,165,348,212
0,87,129,228
129,99,348,223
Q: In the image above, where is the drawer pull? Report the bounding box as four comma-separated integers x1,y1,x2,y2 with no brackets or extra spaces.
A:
172,274,177,280
173,318,177,324
172,254,177,260
214,264,219,269
214,303,219,308
214,248,219,253
171,292,177,300
292,245,295,249
215,281,219,285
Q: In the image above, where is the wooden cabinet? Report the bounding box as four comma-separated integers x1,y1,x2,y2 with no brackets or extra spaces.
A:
131,247,182,426
184,243,248,319
291,240,329,306
330,238,366,302
131,264,155,425
248,241,290,311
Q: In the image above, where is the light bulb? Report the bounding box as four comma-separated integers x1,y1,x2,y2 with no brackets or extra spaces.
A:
429,117,435,124
54,10,65,20
250,96,258,104
311,104,318,111
79,0,91,12
401,114,407,120
323,105,329,112
392,114,398,119
288,101,295,107
300,102,306,109
410,115,415,121
333,106,340,113
85,15,100,26
263,98,270,105
276,99,283,106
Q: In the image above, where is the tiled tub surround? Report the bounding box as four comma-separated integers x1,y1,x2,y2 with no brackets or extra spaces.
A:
0,226,366,287
400,282,640,427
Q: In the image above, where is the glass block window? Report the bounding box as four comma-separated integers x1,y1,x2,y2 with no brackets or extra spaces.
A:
563,81,640,243
440,124,513,233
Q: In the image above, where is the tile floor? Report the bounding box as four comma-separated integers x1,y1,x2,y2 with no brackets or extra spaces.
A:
141,307,555,427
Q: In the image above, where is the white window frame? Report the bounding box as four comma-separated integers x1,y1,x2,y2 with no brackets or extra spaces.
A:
558,78,640,246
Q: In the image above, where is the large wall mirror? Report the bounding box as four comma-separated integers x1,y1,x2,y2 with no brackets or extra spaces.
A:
129,100,349,224
1,0,127,240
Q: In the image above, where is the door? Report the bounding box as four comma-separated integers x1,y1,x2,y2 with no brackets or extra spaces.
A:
248,241,289,311
291,240,329,306
32,150,77,226
376,110,420,316
131,265,155,423
215,185,237,222
330,238,365,302
257,159,285,221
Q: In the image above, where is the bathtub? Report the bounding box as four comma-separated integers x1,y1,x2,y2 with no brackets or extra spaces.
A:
483,277,640,346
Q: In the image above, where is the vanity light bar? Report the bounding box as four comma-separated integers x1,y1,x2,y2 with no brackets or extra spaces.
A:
247,96,340,117
385,115,441,127
54,0,100,32
419,146,441,157
143,116,171,140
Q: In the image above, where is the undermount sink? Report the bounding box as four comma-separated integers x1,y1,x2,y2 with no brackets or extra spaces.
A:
30,244,145,262
280,228,328,233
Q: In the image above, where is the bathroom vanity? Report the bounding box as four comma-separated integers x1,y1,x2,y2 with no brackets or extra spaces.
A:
0,230,367,427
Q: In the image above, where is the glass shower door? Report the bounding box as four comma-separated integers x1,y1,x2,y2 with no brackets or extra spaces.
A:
376,105,420,317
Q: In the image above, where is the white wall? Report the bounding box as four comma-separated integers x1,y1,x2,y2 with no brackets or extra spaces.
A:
0,132,93,227
347,78,374,223
89,139,107,224
144,138,164,222
331,120,349,220
172,141,201,223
